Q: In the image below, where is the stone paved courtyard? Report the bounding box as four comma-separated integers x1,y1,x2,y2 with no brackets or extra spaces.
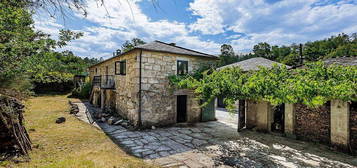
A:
73,101,357,168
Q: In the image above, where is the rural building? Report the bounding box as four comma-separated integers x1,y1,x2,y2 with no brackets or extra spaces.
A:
219,56,357,154
216,57,291,108
217,57,291,71
88,41,218,127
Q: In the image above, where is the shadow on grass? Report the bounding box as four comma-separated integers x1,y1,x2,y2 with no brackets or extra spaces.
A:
34,91,72,96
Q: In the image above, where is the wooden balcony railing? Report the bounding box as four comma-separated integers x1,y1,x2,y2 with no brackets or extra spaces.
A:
101,75,115,89
92,76,101,87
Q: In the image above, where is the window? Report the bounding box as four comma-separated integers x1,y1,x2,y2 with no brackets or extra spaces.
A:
177,60,188,75
115,60,126,75
95,68,98,74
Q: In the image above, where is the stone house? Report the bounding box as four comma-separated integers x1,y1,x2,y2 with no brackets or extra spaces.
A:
88,41,218,127
219,57,357,154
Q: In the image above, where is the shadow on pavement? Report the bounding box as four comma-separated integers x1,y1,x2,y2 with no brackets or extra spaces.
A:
76,101,356,167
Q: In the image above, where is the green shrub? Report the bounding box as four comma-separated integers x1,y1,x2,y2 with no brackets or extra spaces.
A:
71,82,91,99
169,61,357,110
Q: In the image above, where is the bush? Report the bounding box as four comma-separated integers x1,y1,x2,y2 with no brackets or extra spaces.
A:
71,82,91,99
169,61,357,110
0,74,34,97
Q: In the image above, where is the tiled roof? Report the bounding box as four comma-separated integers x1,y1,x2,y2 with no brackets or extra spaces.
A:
135,41,218,58
89,41,218,68
218,57,291,71
323,56,357,66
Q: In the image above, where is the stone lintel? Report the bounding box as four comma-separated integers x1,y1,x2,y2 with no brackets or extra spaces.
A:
173,89,194,96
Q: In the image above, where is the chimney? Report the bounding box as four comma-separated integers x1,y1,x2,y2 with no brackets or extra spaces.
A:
169,43,176,46
299,43,304,65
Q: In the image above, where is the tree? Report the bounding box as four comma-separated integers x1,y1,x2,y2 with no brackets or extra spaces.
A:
218,44,238,66
253,42,272,59
0,0,91,93
117,38,146,54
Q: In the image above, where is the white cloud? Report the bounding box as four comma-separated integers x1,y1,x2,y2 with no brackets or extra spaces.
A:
188,0,357,51
34,0,220,58
188,0,226,35
34,0,356,57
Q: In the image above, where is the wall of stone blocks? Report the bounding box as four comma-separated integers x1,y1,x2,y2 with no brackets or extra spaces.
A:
284,104,295,137
294,103,331,144
255,101,272,132
246,100,257,129
330,100,350,151
139,51,216,126
89,50,141,125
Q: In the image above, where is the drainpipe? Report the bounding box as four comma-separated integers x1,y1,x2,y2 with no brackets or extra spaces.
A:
137,49,143,128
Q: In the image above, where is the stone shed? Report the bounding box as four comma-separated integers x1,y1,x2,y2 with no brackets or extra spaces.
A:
219,56,357,154
216,57,291,131
88,41,218,127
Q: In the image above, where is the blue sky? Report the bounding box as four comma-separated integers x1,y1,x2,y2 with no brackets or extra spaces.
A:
34,0,357,59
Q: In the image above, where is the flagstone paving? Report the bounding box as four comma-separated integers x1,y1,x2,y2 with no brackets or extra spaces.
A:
73,101,357,168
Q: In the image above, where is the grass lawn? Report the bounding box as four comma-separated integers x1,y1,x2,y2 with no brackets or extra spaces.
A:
1,94,157,168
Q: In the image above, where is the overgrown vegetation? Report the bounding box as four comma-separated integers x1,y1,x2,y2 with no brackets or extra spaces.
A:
218,33,357,67
71,82,92,99
0,0,100,95
170,62,357,111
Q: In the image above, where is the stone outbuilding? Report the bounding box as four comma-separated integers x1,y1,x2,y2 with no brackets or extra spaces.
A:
220,56,357,154
88,41,218,127
218,57,291,71
216,57,291,132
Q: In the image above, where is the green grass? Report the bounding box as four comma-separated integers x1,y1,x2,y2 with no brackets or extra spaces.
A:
2,94,157,168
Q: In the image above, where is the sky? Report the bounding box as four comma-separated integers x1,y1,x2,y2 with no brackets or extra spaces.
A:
34,0,357,59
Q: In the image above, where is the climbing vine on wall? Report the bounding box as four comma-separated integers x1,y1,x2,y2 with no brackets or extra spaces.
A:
169,62,357,110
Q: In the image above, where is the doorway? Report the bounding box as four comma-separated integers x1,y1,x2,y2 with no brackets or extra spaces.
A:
271,104,285,133
217,95,226,108
238,100,246,131
177,95,187,123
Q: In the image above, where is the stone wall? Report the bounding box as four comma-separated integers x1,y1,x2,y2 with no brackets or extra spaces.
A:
89,50,216,127
350,102,357,154
330,100,350,152
284,104,295,137
255,101,272,132
294,103,331,144
89,50,140,125
173,89,202,123
246,100,257,129
91,86,101,107
140,51,216,126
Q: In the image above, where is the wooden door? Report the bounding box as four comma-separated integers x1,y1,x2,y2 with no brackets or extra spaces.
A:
202,99,215,121
177,95,187,123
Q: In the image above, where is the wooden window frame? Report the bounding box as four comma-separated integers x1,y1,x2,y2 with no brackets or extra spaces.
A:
115,61,120,75
115,60,126,75
177,60,188,75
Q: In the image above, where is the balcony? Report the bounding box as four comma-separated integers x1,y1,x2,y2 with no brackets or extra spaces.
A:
92,76,101,87
101,75,115,89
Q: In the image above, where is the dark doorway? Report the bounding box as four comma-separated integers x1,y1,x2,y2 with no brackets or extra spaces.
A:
177,95,187,123
238,100,246,132
271,104,285,133
217,95,226,108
